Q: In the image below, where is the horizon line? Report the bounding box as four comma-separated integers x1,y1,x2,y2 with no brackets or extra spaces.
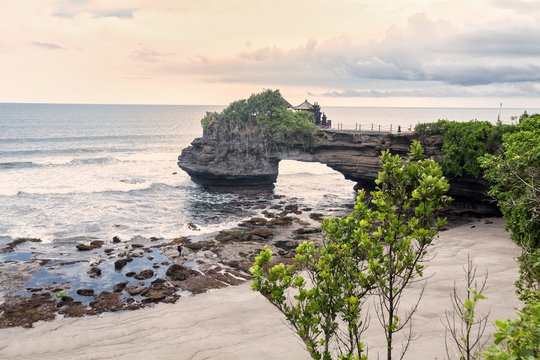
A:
0,101,537,110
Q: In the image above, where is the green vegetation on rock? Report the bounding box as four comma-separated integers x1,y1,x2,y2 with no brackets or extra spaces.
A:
415,120,513,178
477,114,540,359
257,106,317,149
414,119,452,136
201,89,318,149
480,115,540,297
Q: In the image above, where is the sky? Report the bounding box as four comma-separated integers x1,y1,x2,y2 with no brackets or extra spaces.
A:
1,0,539,107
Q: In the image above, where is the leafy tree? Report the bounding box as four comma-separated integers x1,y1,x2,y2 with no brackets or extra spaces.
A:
251,141,450,359
479,115,540,360
479,115,540,298
414,119,451,136
363,140,450,359
483,296,540,360
251,217,373,359
441,121,504,177
200,89,318,149
415,120,512,178
257,106,318,150
443,256,490,360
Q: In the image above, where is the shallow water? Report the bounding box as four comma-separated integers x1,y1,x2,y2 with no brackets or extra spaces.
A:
1,103,537,243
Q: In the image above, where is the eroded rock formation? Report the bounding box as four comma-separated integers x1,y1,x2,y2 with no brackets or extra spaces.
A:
178,117,414,189
178,119,498,215
178,112,282,189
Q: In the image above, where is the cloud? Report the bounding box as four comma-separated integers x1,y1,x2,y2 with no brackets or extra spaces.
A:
424,64,540,86
9,2,536,104
238,46,284,62
131,48,172,63
491,0,540,12
92,9,133,18
322,82,540,98
31,41,65,50
440,26,540,57
146,12,540,98
53,9,134,18
51,0,135,19
52,12,74,18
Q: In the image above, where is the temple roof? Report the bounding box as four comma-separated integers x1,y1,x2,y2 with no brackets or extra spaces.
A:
292,99,314,111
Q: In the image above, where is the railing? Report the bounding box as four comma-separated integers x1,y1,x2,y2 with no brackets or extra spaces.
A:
326,123,415,134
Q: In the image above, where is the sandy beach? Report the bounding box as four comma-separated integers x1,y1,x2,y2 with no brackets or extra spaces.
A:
0,217,521,359
3,1,537,359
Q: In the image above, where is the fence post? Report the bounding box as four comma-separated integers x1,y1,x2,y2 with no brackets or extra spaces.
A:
378,125,381,132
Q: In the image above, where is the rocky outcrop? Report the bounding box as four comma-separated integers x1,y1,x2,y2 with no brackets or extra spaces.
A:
178,127,414,189
179,124,498,215
178,136,279,189
178,112,281,190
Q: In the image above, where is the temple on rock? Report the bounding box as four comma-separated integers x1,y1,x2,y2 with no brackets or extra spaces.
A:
292,99,331,128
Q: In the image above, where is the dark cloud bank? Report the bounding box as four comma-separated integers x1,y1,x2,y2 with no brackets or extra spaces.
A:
150,13,540,98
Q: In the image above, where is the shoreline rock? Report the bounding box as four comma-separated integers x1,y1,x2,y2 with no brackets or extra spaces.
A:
0,198,414,329
0,200,480,328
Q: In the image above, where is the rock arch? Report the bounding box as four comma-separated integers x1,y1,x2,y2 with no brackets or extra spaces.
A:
178,129,498,215
178,129,414,190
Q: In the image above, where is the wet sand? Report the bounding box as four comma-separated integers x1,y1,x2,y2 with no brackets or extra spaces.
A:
0,218,521,359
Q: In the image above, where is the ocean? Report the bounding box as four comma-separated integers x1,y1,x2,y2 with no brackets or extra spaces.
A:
1,103,537,244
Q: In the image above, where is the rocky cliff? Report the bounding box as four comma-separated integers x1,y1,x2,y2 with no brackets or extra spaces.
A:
178,113,498,215
178,120,414,190
178,112,281,189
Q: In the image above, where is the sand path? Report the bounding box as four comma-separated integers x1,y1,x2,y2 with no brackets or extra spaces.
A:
0,218,521,359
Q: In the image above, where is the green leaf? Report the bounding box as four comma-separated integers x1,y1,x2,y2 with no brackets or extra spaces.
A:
55,290,69,299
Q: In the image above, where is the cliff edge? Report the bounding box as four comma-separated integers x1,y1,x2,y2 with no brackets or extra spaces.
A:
178,90,498,215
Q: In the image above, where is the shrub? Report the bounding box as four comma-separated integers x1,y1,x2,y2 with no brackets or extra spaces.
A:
483,294,540,360
200,89,318,149
251,141,450,360
415,120,513,178
479,115,540,297
414,119,451,136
